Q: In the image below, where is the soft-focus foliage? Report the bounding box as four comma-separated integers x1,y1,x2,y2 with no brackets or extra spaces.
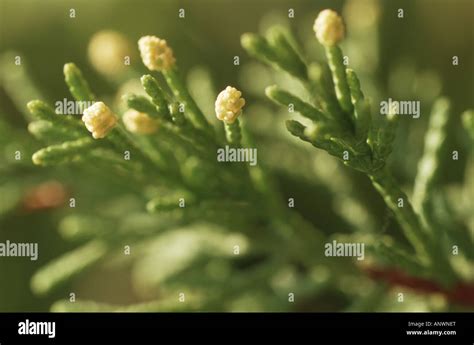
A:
0,0,472,312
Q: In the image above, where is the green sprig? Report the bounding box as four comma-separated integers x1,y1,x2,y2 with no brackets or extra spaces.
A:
308,63,346,126
241,32,308,81
27,100,85,132
244,10,466,287
141,74,171,120
28,120,84,141
265,85,328,123
31,241,108,296
369,169,430,260
346,69,371,141
412,98,451,213
285,120,344,158
32,137,97,166
64,63,95,102
163,67,213,134
324,46,353,115
123,93,160,117
265,26,308,80
224,120,242,147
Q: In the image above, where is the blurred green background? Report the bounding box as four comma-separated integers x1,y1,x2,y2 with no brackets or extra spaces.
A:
0,0,473,311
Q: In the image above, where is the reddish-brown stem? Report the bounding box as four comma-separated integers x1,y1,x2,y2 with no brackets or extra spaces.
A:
363,266,474,307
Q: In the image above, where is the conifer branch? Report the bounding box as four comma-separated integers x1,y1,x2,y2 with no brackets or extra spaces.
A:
243,8,471,287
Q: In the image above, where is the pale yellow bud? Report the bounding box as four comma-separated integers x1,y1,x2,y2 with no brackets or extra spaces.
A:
215,86,245,124
122,109,158,134
138,35,175,72
313,9,345,46
82,102,118,139
88,30,132,76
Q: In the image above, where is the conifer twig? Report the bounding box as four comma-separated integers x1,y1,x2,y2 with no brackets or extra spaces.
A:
243,8,469,287
138,36,213,134
64,63,95,102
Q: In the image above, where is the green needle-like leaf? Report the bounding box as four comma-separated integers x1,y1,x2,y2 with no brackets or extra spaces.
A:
28,120,84,141
163,67,213,134
325,46,353,115
31,241,108,296
224,120,242,147
266,85,328,123
32,137,97,166
141,74,171,119
64,63,95,102
123,93,160,117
